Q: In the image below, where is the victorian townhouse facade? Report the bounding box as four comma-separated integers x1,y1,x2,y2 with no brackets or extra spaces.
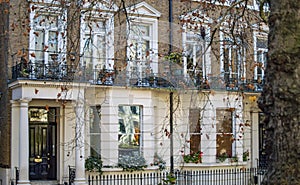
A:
0,0,268,184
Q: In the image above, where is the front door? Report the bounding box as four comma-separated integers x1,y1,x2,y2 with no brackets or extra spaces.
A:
29,108,57,180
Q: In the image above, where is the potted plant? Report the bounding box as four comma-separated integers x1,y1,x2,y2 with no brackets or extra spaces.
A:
231,156,238,163
85,156,103,173
243,150,249,161
183,151,203,163
152,153,166,171
217,153,229,162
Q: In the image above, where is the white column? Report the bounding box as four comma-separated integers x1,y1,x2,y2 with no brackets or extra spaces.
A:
18,98,31,185
101,103,119,166
11,100,20,183
201,107,216,163
74,100,87,185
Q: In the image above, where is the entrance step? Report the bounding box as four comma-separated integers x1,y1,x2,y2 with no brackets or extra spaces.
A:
30,181,61,185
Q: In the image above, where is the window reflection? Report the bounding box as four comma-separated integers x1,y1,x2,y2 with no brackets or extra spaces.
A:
118,105,142,156
216,108,234,158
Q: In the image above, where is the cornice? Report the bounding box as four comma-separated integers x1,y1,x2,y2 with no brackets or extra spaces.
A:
8,79,88,90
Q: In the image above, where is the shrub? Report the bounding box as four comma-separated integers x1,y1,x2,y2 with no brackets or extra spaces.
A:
118,153,147,172
85,156,103,173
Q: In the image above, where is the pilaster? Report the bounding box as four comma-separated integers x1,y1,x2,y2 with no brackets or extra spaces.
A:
74,100,87,185
10,100,20,182
18,98,32,185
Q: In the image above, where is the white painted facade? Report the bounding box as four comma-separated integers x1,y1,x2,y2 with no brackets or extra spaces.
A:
1,1,267,185
6,79,262,184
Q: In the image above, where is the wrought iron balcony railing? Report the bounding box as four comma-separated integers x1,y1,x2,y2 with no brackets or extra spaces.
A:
11,58,264,92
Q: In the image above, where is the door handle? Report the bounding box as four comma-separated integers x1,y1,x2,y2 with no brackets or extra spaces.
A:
34,156,42,163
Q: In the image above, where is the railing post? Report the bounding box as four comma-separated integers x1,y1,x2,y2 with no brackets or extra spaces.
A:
15,167,19,185
68,166,76,185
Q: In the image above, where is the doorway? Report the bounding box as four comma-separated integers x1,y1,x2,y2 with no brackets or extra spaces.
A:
29,107,57,180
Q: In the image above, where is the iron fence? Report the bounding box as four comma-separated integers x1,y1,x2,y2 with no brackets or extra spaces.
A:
87,168,265,185
11,57,264,92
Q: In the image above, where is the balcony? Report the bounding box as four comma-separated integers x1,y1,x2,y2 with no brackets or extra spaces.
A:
11,58,263,93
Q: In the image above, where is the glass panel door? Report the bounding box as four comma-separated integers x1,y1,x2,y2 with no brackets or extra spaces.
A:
29,108,57,180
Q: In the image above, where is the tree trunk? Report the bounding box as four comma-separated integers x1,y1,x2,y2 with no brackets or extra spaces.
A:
258,1,300,184
0,2,10,167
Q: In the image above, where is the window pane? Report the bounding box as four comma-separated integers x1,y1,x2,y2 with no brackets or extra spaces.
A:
90,135,101,157
257,38,268,49
222,36,244,82
216,109,232,133
35,30,44,61
189,109,201,153
90,107,101,133
118,105,141,156
217,134,233,157
255,37,267,80
83,34,93,66
29,108,48,122
129,24,150,61
129,39,149,60
34,14,58,28
96,35,106,65
216,109,233,157
186,32,204,69
82,20,106,68
131,24,149,37
30,128,35,156
89,106,101,157
48,108,56,123
48,31,58,53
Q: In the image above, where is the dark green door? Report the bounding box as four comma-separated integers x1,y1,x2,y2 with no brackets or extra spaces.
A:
29,108,57,180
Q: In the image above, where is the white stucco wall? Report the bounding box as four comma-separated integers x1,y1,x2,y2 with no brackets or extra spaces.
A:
8,80,261,182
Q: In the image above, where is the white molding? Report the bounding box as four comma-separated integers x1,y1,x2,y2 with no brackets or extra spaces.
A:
127,16,159,74
126,1,161,18
29,3,67,65
82,0,118,12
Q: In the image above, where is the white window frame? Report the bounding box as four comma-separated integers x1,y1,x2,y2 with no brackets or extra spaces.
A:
181,9,212,83
216,108,236,159
220,30,246,83
118,105,143,157
88,106,102,158
80,11,115,71
124,2,160,84
182,26,211,81
253,32,268,81
127,17,159,79
189,108,202,154
29,4,67,65
253,0,270,12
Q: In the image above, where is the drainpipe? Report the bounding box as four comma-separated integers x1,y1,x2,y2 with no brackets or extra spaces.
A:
170,92,174,174
169,0,174,175
169,0,173,54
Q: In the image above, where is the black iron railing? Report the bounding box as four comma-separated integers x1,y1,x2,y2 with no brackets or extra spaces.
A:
11,58,264,92
87,167,266,185
11,58,115,85
14,167,19,185
11,58,72,81
69,166,76,185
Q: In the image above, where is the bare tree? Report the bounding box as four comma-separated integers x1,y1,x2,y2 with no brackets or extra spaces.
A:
259,0,300,184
